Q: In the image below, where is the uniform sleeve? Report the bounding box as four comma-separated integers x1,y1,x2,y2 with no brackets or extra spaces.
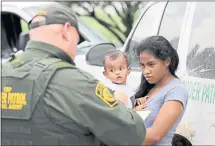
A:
44,68,146,145
164,85,188,109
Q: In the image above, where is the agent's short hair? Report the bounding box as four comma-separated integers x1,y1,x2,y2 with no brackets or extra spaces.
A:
103,50,129,69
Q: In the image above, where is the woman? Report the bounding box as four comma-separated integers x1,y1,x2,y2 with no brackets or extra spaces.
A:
135,36,188,145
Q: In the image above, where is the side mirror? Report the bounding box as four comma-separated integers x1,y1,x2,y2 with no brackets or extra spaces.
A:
86,43,116,66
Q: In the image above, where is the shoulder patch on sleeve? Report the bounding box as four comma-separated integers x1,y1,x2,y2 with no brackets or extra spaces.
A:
95,82,118,107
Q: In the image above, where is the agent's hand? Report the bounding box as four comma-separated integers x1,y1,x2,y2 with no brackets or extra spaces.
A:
136,96,149,106
114,88,128,105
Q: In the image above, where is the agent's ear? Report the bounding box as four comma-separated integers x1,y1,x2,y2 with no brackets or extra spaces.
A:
165,57,171,67
61,22,70,42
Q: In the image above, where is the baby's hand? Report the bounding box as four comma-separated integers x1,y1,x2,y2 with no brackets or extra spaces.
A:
136,96,149,106
114,88,128,104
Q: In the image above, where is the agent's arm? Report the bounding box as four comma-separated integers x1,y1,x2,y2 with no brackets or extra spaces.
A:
46,68,147,145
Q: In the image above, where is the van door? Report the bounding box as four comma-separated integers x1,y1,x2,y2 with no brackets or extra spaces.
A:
176,2,215,145
1,4,31,63
124,2,189,91
1,12,29,62
121,2,167,90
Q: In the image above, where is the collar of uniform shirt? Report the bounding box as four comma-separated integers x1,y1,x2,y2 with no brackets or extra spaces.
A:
25,40,75,65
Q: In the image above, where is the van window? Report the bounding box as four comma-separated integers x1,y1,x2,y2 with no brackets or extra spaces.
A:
127,2,166,68
20,19,29,33
186,2,215,80
158,2,187,50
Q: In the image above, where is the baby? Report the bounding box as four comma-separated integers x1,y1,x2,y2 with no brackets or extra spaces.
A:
102,50,137,109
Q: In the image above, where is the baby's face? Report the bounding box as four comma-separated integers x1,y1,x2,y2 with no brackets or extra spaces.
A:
104,55,130,85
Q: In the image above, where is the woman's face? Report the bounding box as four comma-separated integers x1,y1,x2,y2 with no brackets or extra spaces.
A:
139,51,169,84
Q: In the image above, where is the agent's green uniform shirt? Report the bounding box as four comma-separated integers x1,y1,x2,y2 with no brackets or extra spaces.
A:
20,41,146,145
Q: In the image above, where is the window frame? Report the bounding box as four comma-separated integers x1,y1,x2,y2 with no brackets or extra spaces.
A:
175,2,198,77
2,5,32,50
157,2,189,51
2,5,32,23
122,2,167,71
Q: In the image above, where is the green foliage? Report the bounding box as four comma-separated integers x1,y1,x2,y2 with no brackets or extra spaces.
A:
20,19,29,32
80,8,142,47
80,16,122,47
58,1,146,46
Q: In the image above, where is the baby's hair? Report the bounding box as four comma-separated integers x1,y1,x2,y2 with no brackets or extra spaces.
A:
103,50,129,69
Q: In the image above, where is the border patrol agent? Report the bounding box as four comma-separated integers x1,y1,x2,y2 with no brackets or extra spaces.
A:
1,3,146,145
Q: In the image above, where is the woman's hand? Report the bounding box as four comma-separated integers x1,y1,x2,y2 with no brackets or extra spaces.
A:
136,96,149,106
134,96,149,111
134,103,147,111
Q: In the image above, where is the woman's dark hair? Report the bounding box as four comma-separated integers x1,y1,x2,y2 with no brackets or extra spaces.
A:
135,36,179,98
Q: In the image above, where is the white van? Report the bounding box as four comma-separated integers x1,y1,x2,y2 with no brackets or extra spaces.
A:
78,1,215,145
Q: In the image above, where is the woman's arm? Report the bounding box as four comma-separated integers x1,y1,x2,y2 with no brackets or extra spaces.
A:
142,100,184,145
